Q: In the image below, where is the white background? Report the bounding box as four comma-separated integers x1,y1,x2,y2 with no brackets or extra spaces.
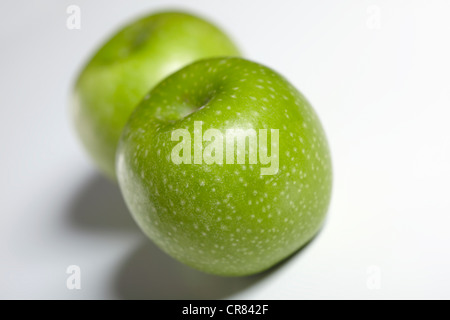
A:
1,0,449,299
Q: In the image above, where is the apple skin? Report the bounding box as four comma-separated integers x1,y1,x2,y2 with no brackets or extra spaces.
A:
116,57,332,276
72,11,240,179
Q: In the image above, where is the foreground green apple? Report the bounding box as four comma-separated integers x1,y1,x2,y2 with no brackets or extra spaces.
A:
117,57,332,276
72,11,240,179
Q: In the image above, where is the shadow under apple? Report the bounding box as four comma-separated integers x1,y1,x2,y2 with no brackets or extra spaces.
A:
113,231,322,300
113,240,272,300
66,173,137,232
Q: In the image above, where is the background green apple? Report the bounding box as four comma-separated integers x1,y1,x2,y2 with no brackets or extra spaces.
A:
72,11,240,179
117,57,332,276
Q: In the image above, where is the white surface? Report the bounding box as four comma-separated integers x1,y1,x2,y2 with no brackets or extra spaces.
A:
1,0,450,299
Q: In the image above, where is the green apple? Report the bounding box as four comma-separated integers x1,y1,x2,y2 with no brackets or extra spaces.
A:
72,11,240,179
116,57,332,276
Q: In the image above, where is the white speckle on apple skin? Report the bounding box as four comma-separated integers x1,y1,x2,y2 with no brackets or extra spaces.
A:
117,57,332,276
